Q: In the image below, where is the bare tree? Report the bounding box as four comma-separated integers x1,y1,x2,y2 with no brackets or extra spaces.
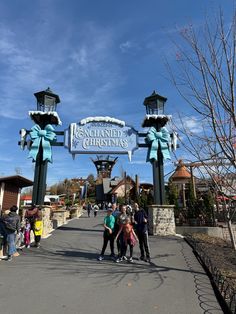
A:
167,9,236,249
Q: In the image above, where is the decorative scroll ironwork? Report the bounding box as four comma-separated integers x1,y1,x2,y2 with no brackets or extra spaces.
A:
186,236,236,314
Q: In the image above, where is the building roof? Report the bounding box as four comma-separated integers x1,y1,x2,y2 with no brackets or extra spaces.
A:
110,177,122,186
171,160,191,181
110,176,135,193
0,175,33,188
103,178,112,194
140,183,153,190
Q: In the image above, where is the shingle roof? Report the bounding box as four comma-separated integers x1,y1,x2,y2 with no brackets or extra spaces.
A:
171,160,191,181
0,175,33,188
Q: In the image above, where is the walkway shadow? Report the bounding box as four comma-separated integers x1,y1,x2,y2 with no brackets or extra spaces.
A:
56,249,99,259
14,245,223,312
58,226,102,233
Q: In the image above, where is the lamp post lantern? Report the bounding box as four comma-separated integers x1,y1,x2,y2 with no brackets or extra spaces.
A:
142,90,171,205
34,87,60,113
144,90,166,115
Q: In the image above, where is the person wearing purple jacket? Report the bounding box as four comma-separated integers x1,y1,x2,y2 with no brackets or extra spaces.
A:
133,202,151,263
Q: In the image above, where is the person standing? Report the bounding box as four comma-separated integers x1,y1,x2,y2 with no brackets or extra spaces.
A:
97,208,115,261
93,204,99,217
111,203,120,256
34,209,43,248
87,203,92,217
112,203,120,219
115,217,138,263
24,218,31,248
116,205,129,259
24,204,41,247
133,202,151,263
1,205,21,261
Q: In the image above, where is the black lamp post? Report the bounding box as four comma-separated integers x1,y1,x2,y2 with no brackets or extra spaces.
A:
30,88,60,205
142,91,170,205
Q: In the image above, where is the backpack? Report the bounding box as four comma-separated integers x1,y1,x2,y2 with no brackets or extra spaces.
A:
3,217,16,232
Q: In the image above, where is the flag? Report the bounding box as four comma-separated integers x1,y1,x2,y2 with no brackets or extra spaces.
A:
80,182,88,199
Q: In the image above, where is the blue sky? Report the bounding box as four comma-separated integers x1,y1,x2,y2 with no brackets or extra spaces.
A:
0,0,234,187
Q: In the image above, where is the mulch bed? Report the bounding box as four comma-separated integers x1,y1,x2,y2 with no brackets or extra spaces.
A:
186,233,236,289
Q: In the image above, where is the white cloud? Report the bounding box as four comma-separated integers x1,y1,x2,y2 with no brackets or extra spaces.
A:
71,47,88,67
119,40,139,53
0,20,124,121
174,115,203,135
120,40,132,52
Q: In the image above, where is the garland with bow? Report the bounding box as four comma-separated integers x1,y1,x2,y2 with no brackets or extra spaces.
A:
28,124,56,163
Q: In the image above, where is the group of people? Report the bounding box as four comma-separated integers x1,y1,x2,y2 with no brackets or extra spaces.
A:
84,202,99,218
97,202,151,263
0,204,43,261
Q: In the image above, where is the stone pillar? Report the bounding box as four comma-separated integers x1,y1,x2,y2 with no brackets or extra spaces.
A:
42,206,53,238
70,205,84,219
70,208,79,219
148,204,176,236
52,210,67,228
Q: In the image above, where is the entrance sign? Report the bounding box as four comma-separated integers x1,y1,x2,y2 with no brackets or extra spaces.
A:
64,117,138,161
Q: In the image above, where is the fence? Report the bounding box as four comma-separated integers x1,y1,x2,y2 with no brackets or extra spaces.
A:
186,236,236,314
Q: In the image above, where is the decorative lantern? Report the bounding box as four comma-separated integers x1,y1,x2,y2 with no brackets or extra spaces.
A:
34,87,60,112
144,90,167,115
29,88,62,126
142,91,170,128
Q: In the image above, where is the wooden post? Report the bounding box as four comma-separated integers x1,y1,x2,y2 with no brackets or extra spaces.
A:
190,166,196,199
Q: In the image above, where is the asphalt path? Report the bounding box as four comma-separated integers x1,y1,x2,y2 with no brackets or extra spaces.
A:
0,211,223,314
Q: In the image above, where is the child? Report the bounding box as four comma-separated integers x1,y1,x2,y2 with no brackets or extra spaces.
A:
34,217,43,248
15,224,24,250
24,218,31,248
115,217,138,263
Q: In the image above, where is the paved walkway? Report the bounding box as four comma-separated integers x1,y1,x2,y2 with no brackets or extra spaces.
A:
0,211,224,314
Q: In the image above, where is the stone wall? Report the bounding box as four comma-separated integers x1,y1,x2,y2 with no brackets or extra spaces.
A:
148,205,176,236
176,225,236,241
51,206,84,230
51,210,67,229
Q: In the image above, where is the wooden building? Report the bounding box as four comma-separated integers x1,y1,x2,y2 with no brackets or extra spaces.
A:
0,175,33,213
169,160,192,208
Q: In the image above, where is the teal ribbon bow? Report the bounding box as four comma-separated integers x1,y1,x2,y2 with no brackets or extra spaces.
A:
146,126,171,162
28,124,56,163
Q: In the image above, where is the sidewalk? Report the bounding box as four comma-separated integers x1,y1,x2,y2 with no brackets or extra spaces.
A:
0,211,223,314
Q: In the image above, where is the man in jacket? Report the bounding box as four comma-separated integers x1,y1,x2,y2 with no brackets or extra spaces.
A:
133,202,151,263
